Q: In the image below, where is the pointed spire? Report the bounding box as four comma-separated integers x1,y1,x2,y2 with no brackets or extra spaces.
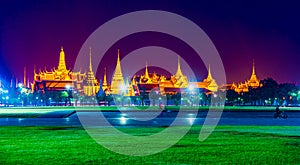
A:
89,47,93,72
145,62,150,79
24,67,26,87
110,49,125,94
207,64,212,80
103,67,107,86
252,59,255,75
175,55,183,77
58,46,67,71
117,49,121,64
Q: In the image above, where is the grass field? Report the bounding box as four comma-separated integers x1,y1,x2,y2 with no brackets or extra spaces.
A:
0,126,299,164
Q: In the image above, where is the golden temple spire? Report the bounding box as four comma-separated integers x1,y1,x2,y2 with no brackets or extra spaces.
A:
117,49,121,64
252,59,255,75
207,64,213,81
175,55,183,77
110,49,125,94
145,62,150,79
23,67,26,87
249,60,259,82
103,67,107,86
89,47,93,72
58,46,67,71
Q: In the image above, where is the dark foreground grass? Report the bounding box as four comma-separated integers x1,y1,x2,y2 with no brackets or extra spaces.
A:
0,126,299,164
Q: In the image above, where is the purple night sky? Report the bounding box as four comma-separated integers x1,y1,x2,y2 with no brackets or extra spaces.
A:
1,1,300,84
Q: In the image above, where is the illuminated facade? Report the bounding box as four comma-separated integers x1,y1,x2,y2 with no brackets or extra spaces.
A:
189,65,219,93
33,47,86,93
33,47,219,96
115,56,218,96
110,49,125,94
83,48,100,96
221,61,260,93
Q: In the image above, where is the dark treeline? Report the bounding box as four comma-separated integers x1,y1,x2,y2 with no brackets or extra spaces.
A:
224,78,299,106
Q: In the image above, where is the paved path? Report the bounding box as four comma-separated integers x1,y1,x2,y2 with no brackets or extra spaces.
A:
0,111,299,126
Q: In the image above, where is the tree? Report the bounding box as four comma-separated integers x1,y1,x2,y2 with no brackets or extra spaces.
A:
226,89,239,105
258,78,278,105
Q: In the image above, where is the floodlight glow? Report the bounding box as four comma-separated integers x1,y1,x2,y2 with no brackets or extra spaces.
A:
188,85,195,91
65,84,71,90
18,83,23,88
187,118,195,125
119,116,128,125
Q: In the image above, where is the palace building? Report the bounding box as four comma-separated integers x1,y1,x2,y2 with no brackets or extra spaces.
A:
32,47,219,96
109,55,218,96
220,61,261,93
32,47,99,96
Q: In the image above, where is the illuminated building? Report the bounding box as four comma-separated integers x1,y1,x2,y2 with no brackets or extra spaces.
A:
171,56,189,88
33,47,219,96
120,56,217,96
83,48,100,96
221,61,260,93
110,49,125,94
189,65,219,93
33,47,86,92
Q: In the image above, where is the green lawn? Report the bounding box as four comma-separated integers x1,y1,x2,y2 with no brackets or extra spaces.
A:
0,126,299,164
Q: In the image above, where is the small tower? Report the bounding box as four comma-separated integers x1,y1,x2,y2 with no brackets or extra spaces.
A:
58,47,67,72
102,67,108,90
23,67,27,87
173,55,188,88
175,56,183,78
247,60,260,88
203,65,218,92
83,47,100,96
110,49,125,94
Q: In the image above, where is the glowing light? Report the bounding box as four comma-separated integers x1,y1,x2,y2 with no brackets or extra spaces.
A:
18,83,23,88
119,116,128,125
5,96,9,100
187,118,195,125
65,84,71,90
188,85,195,91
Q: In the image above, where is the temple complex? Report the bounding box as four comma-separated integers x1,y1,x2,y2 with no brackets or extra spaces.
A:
221,61,260,93
33,47,86,93
33,47,100,96
32,47,220,97
189,65,219,93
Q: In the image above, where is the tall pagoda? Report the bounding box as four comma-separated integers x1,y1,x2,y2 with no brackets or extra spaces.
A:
83,48,100,96
110,49,125,94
